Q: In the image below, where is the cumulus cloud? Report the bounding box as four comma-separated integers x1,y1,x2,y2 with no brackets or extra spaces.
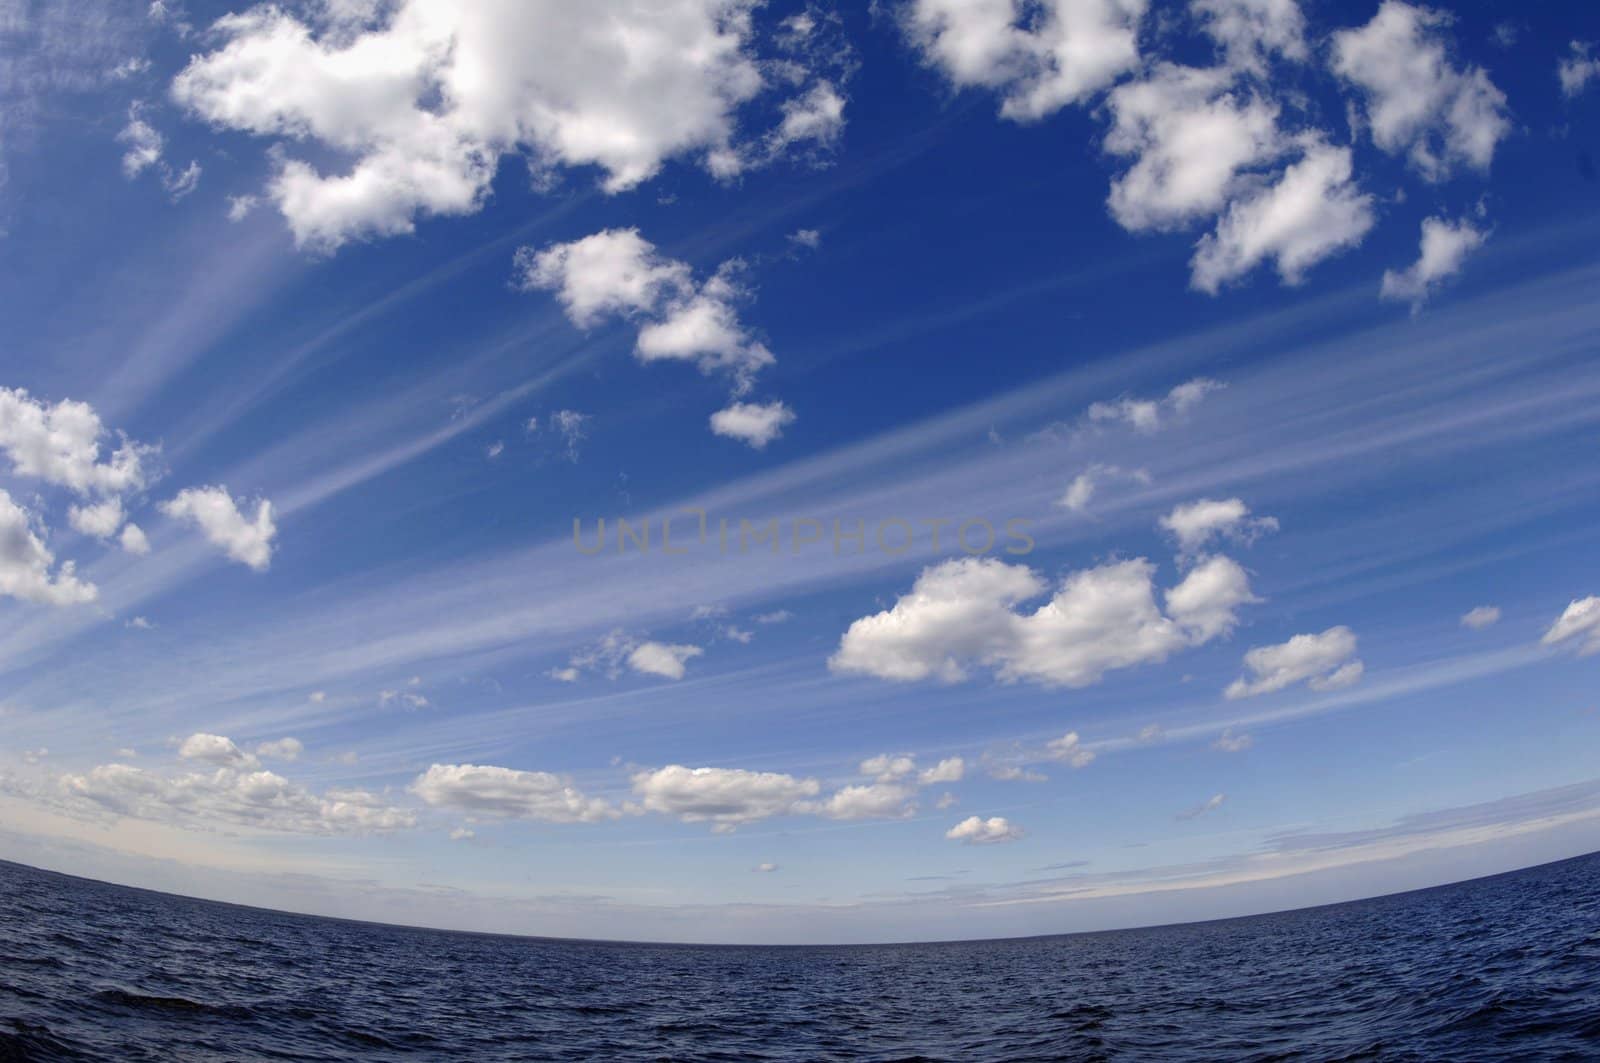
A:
946,814,1024,844
1192,0,1307,72
1542,597,1600,657
67,497,124,540
919,756,966,784
752,861,779,872
1057,464,1149,514
1330,1,1511,181
626,641,704,681
1160,497,1278,556
818,781,917,820
179,732,258,768
0,491,97,606
831,555,1256,688
902,0,1146,120
1225,625,1364,698
60,760,414,834
630,764,821,828
256,737,304,761
411,763,616,823
160,485,276,571
1086,377,1223,433
1380,215,1486,307
1460,605,1501,630
0,388,152,496
1191,138,1374,292
709,400,795,449
1560,42,1600,99
172,1,847,250
516,230,790,444
116,102,163,177
1045,731,1096,768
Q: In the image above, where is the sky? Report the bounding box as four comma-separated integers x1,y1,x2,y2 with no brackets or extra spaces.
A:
0,0,1598,945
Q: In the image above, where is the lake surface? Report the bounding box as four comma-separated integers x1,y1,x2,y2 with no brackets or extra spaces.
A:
2,852,1598,1060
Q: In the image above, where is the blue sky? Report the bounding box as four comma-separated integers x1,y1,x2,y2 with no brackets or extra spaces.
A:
1,0,1599,943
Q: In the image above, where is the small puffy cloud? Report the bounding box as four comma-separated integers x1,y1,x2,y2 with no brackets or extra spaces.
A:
379,689,430,709
1103,63,1282,233
307,690,326,703
989,765,1048,783
902,0,1145,121
819,781,917,820
256,737,304,761
1212,728,1253,752
1045,731,1096,768
227,194,259,221
1192,0,1308,71
179,732,258,768
1087,378,1223,433
832,555,1256,687
1177,793,1227,820
411,763,615,823
919,756,966,784
0,387,152,496
630,764,821,828
449,827,476,841
160,485,276,570
1159,498,1278,555
787,228,821,249
0,490,97,606
626,641,704,681
1542,597,1600,657
119,523,151,555
752,861,779,872
171,1,844,251
709,400,796,449
1380,216,1486,308
1191,138,1374,293
68,497,125,539
1460,605,1501,630
861,753,917,781
1226,626,1364,699
1560,42,1600,99
125,616,154,630
1330,1,1511,181
755,610,793,625
1057,464,1148,514
946,814,1024,845
517,230,788,435
117,102,163,177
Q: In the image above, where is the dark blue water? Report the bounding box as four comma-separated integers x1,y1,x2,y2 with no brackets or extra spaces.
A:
2,854,1599,1061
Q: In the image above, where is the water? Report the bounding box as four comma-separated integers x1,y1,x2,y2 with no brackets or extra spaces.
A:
2,854,1598,1061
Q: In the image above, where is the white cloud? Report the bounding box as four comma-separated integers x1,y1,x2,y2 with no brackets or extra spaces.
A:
61,760,414,834
709,400,795,449
0,387,152,496
818,781,917,820
1380,216,1486,307
1087,377,1223,433
754,610,792,625
67,497,125,540
0,490,97,606
1177,792,1227,819
179,732,258,768
831,555,1256,687
162,160,202,200
1103,64,1282,232
1045,731,1096,768
117,102,164,177
256,737,304,761
861,753,917,781
626,641,704,680
517,230,788,434
752,861,779,872
1560,42,1600,99
379,689,430,709
119,523,151,555
1330,1,1511,181
226,194,260,221
125,616,154,630
1542,597,1600,657
411,763,615,823
1213,728,1253,752
1159,497,1278,555
946,814,1023,844
1225,625,1364,698
1057,463,1148,514
172,1,844,251
1460,605,1501,630
919,756,966,784
903,0,1146,120
450,827,476,841
787,228,821,249
630,764,820,828
1191,138,1374,293
1192,0,1307,71
160,485,276,571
